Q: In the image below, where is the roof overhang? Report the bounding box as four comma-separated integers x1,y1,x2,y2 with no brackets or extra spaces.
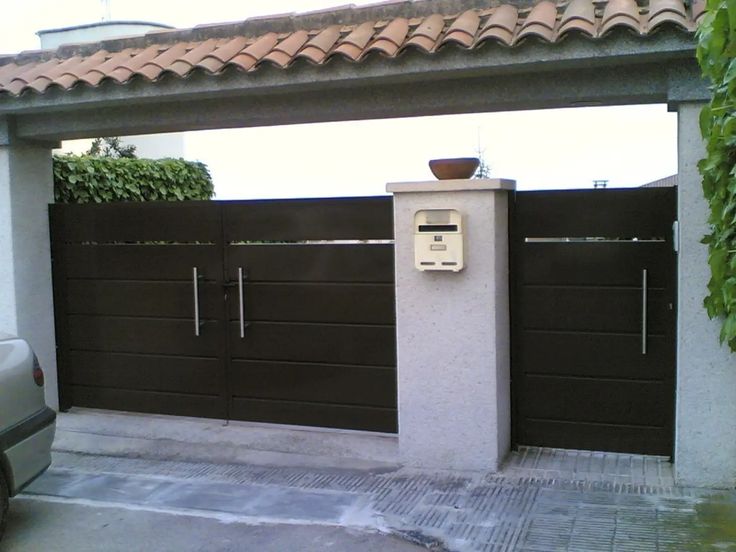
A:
0,0,708,144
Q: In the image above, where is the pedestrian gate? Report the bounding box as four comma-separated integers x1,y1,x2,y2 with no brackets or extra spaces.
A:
511,188,676,456
50,198,397,433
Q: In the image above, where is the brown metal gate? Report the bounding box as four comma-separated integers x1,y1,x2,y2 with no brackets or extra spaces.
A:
50,197,397,433
511,188,677,456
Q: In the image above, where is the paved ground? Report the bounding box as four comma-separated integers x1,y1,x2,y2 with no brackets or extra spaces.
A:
14,450,736,552
4,499,425,552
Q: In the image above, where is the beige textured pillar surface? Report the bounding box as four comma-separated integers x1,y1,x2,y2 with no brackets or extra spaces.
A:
675,102,736,488
387,179,515,471
0,134,58,410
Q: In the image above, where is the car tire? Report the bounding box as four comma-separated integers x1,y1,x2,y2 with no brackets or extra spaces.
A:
0,472,7,542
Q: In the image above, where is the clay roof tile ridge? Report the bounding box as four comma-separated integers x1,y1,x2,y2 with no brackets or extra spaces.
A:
364,17,410,57
226,32,279,72
295,25,342,64
515,1,559,44
477,5,519,47
262,30,310,68
333,21,377,61
403,13,445,53
441,9,481,49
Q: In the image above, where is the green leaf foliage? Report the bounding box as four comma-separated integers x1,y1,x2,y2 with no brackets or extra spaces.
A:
697,0,736,351
53,155,215,204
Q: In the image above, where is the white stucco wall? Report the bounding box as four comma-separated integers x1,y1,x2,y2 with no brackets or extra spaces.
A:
675,102,736,488
0,143,58,409
388,179,514,471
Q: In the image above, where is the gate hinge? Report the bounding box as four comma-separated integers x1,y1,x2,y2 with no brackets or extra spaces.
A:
672,220,680,253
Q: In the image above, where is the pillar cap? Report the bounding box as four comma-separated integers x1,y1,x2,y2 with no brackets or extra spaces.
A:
386,178,516,194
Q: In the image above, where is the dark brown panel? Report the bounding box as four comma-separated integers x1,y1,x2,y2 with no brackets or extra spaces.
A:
518,242,672,286
226,244,394,283
65,244,221,281
69,351,220,395
68,315,221,357
230,360,396,408
49,202,220,243
227,283,395,324
520,287,670,334
229,322,396,366
520,419,671,456
231,397,397,433
520,377,671,426
72,385,224,419
513,188,676,239
517,332,674,380
223,197,393,241
66,280,223,319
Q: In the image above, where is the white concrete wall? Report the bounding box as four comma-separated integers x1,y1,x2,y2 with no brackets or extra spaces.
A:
388,179,514,471
0,143,58,409
675,102,736,487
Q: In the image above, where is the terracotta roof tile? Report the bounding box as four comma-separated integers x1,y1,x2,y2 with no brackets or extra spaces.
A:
404,14,445,52
441,10,481,48
516,1,558,43
365,18,410,56
296,25,342,63
108,45,161,83
559,0,597,37
137,43,189,80
0,0,702,98
197,37,249,73
166,39,219,77
227,33,279,71
334,21,377,61
601,0,643,35
478,5,519,46
263,31,310,67
647,0,690,31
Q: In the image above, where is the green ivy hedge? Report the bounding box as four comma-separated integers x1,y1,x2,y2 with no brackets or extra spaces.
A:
696,0,736,351
53,155,214,203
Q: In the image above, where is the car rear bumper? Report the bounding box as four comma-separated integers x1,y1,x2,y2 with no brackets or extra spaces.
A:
1,407,56,495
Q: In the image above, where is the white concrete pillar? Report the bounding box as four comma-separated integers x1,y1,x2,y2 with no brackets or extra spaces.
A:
387,179,514,471
0,121,58,409
675,102,736,487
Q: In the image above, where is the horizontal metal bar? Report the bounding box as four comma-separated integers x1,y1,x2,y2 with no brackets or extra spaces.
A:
524,237,666,243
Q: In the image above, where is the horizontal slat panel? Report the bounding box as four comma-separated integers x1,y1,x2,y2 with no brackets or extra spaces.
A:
518,242,671,286
230,360,396,408
71,386,224,419
520,287,670,334
69,351,220,395
231,397,397,433
516,332,674,379
64,245,221,281
520,377,671,426
223,197,393,241
226,244,394,283
228,283,395,324
513,188,675,238
519,418,671,456
230,322,396,366
68,315,221,357
51,202,220,243
66,280,222,318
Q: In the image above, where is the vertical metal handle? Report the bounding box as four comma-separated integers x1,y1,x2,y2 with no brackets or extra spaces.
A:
193,267,201,337
238,267,245,339
641,268,648,355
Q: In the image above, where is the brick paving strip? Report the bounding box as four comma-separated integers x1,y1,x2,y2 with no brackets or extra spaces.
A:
22,448,736,552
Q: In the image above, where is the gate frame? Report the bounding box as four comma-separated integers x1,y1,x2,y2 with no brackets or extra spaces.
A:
1,8,733,486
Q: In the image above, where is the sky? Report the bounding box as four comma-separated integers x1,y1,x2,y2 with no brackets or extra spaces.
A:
0,0,678,199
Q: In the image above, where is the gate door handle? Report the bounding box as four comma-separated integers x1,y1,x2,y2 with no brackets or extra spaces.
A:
193,267,204,337
641,268,648,355
238,267,247,339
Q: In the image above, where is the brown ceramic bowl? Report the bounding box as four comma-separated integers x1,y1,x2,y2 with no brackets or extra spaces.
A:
429,157,480,180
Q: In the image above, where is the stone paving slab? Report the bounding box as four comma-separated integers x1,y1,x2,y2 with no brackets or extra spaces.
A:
22,451,736,552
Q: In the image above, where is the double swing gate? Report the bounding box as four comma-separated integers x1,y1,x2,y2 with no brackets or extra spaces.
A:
50,197,398,433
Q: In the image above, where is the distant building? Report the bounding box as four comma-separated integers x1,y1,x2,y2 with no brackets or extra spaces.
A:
641,175,678,188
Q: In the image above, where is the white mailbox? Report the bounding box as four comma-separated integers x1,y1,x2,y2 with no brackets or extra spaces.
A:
414,209,464,272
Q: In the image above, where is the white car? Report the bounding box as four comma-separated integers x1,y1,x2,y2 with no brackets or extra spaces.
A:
0,333,56,541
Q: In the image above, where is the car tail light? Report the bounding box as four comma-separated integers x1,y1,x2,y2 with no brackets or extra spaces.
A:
32,354,45,387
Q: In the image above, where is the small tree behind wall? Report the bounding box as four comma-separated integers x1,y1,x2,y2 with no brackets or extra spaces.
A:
53,137,214,203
